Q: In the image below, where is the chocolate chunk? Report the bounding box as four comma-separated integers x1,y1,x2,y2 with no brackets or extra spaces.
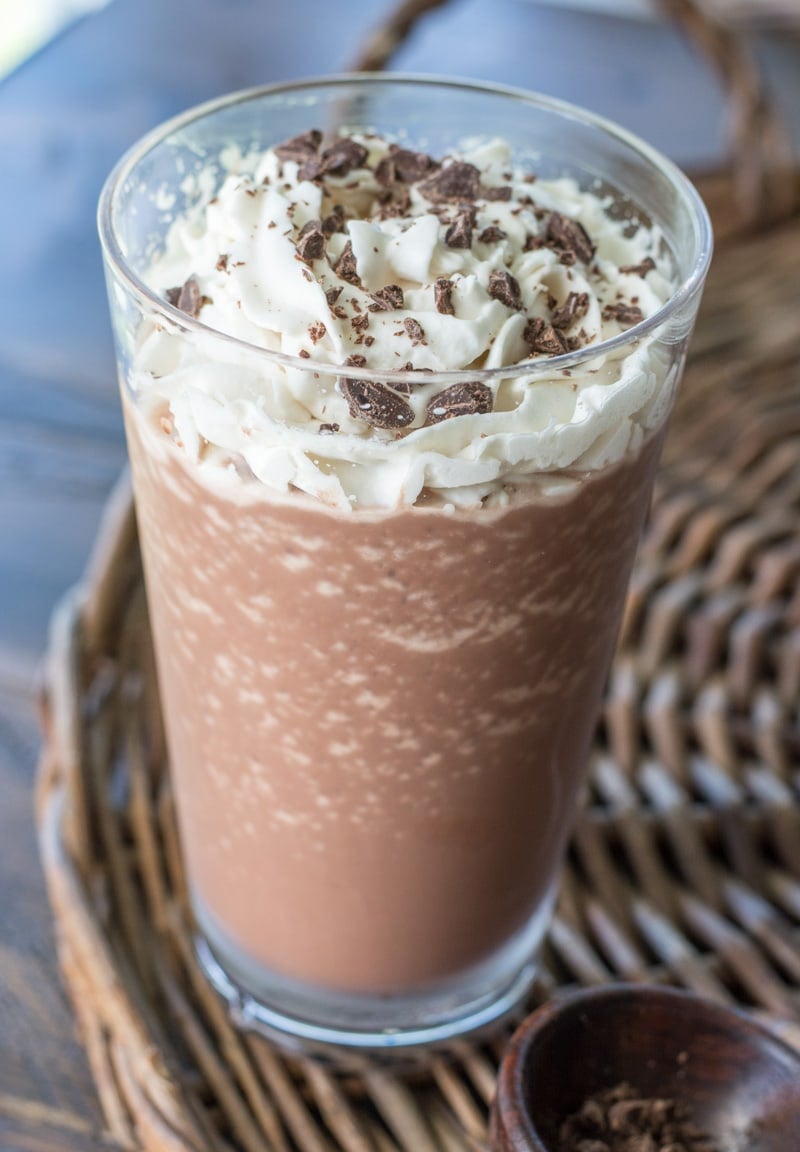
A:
166,275,206,318
403,318,426,345
546,211,595,264
375,148,437,186
620,256,656,277
296,220,325,263
322,204,347,236
483,185,512,202
419,161,481,203
325,286,343,307
426,381,493,424
523,317,569,356
368,284,405,311
434,277,455,316
478,226,507,244
333,241,361,286
374,188,412,220
340,378,415,429
551,290,590,329
308,322,327,345
318,139,369,178
487,269,522,310
273,129,323,163
602,301,645,326
319,422,340,434
445,210,474,249
351,313,370,333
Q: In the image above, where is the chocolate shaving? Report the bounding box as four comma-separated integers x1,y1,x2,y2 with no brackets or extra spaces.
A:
351,313,370,333
620,256,656,277
524,317,569,356
325,286,343,307
445,210,474,249
375,148,437,186
216,253,229,272
308,322,327,345
434,278,455,316
478,226,507,244
333,241,361,286
375,188,412,220
166,275,206,318
546,211,595,264
403,318,426,345
340,378,415,429
319,422,339,435
322,204,347,237
316,139,369,178
419,162,480,203
368,284,405,311
344,354,367,368
557,1082,721,1152
483,185,512,202
487,269,522,310
296,220,325,263
426,382,493,424
274,129,323,163
551,290,590,329
602,301,645,326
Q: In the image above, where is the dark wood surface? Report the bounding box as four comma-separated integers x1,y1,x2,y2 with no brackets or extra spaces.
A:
1,0,797,1142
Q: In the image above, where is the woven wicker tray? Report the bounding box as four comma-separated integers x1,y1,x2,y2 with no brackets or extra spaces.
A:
36,4,800,1150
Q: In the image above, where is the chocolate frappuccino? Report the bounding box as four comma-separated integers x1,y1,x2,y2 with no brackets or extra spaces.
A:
100,79,710,1047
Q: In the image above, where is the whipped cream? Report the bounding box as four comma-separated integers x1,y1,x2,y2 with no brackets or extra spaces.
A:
129,133,676,509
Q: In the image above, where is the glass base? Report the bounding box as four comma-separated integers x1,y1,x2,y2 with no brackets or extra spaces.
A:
194,890,555,1055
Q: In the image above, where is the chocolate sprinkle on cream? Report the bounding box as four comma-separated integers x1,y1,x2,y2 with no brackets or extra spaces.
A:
333,241,361,286
419,161,480,203
368,284,405,311
551,290,590,329
602,301,645,326
478,226,507,244
434,277,455,316
318,422,339,435
487,269,522,310
547,211,595,264
524,317,568,356
295,220,325,263
216,253,229,272
340,378,415,430
317,139,369,178
308,322,327,345
325,286,343,307
483,185,512,202
426,381,493,424
403,318,426,345
273,129,322,163
322,205,347,237
166,275,206,318
375,148,437,187
620,256,656,277
445,211,474,249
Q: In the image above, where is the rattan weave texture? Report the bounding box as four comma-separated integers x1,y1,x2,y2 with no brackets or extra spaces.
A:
36,3,800,1149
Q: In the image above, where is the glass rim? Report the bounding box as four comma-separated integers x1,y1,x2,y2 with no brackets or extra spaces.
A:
98,72,713,386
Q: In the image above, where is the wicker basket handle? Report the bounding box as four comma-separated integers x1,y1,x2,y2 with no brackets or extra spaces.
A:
349,0,797,230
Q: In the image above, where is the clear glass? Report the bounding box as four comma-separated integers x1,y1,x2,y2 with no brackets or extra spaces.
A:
98,75,711,1052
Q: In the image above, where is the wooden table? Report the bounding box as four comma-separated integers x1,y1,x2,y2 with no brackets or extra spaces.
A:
1,0,797,1144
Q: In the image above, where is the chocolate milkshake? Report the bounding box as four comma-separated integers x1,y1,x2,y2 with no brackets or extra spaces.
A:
100,77,711,1046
